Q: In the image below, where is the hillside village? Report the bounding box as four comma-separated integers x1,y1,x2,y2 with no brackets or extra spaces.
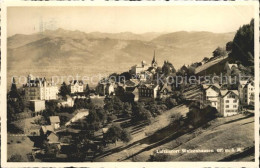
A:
7,19,255,162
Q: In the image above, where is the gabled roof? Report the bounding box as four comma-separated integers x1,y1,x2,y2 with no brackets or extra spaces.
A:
239,80,248,86
50,116,60,123
70,80,84,86
220,90,239,97
227,63,238,70
41,125,54,134
203,83,220,90
139,83,159,89
160,84,172,93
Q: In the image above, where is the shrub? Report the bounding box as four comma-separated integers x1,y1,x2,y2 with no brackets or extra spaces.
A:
8,154,23,162
149,152,171,161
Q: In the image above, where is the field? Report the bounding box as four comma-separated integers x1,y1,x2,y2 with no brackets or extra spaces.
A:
94,113,254,162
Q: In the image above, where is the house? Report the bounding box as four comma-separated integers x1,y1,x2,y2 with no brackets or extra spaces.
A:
238,79,255,106
29,100,45,112
41,125,54,135
46,131,59,144
69,80,84,94
224,62,238,74
125,87,139,102
138,83,159,100
24,74,59,101
96,82,115,96
202,84,221,109
219,90,239,117
49,116,60,129
159,84,173,99
57,96,74,108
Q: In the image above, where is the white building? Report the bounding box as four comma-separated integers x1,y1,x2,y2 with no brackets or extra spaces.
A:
202,84,221,109
130,60,149,75
58,96,74,108
69,80,84,94
219,90,239,117
49,116,60,129
238,79,254,106
29,100,45,112
24,74,58,101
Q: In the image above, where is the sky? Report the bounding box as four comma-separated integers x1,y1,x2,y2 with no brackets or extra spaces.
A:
7,5,255,37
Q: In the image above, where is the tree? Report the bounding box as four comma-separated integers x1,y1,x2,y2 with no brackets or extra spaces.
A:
213,47,227,58
122,102,132,117
226,41,233,53
120,129,132,143
230,19,254,66
85,84,90,96
104,124,123,145
9,77,20,99
202,57,209,62
162,61,176,76
59,82,70,100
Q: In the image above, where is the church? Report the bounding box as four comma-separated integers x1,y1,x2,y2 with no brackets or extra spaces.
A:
130,50,158,75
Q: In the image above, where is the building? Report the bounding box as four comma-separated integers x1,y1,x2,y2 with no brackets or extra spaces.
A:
151,51,158,68
202,84,221,110
41,125,54,135
49,116,60,129
46,132,59,144
138,83,159,100
158,84,173,99
96,82,115,96
24,74,58,101
219,90,239,117
29,100,45,112
224,62,238,74
57,96,74,108
65,110,89,126
69,80,84,94
130,60,149,75
238,79,255,106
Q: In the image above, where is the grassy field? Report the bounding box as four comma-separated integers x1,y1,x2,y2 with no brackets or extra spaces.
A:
121,113,254,162
7,136,34,161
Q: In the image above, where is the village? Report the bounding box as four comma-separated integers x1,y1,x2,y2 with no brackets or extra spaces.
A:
6,47,255,161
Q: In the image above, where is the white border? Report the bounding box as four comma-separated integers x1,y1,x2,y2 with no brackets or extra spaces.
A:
1,1,259,168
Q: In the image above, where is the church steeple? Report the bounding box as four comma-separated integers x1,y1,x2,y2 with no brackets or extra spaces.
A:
151,50,157,68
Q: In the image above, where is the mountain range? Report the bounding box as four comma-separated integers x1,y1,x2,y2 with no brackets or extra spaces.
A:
7,28,235,86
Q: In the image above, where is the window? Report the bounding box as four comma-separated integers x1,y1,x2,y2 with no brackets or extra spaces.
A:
233,100,237,103
226,105,229,108
226,100,229,103
233,105,237,108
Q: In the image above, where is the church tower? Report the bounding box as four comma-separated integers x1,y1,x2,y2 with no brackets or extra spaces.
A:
151,50,157,68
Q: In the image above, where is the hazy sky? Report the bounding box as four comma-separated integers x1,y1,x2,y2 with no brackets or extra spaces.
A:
7,5,254,36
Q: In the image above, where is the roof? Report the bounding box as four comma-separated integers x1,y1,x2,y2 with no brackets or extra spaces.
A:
102,128,109,134
70,80,84,85
220,90,228,96
227,63,238,69
220,90,239,97
239,80,248,86
160,84,172,92
41,125,54,134
202,83,220,90
50,116,60,123
139,83,159,89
